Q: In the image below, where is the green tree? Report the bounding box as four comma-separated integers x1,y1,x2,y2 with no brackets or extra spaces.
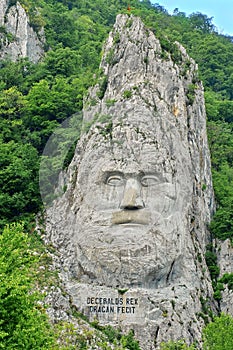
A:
43,46,82,77
0,223,55,349
189,12,215,33
203,313,233,350
0,141,40,229
0,86,26,120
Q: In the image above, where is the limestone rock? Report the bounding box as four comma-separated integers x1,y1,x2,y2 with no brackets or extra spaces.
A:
216,238,233,315
44,14,217,349
0,0,44,62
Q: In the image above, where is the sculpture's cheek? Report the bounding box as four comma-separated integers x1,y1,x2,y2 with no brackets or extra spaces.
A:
78,182,123,210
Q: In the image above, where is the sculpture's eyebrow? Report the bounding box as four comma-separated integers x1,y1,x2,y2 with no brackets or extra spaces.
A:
102,170,124,182
102,169,161,176
101,170,167,183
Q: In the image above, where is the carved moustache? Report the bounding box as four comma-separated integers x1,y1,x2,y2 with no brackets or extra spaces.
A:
111,210,151,225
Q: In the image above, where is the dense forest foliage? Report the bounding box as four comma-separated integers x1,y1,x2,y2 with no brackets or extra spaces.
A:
1,0,233,348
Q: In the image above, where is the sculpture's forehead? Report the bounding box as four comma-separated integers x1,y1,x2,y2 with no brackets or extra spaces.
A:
79,140,177,182
78,122,188,183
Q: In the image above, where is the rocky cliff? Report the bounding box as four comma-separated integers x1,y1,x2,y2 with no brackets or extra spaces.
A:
0,0,44,62
216,238,233,315
43,14,218,349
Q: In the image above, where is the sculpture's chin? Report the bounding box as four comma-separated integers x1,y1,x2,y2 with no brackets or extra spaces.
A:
75,238,182,289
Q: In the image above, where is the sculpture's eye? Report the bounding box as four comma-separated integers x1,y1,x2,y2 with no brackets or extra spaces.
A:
141,175,158,187
106,174,124,186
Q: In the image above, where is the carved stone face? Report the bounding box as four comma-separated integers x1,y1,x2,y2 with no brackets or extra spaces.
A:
73,125,192,288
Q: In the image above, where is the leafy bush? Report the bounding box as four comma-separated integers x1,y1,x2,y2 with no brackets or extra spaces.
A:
203,313,233,350
205,247,219,281
0,223,55,349
120,329,141,350
219,273,233,291
123,89,132,98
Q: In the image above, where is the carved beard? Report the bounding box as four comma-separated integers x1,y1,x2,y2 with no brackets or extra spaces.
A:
73,224,184,289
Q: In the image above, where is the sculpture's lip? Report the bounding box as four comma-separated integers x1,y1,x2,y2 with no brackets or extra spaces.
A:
118,223,145,227
111,210,150,225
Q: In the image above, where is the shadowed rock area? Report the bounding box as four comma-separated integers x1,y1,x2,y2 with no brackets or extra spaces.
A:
44,14,217,349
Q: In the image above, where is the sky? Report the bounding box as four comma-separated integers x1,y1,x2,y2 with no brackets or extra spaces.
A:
150,0,233,36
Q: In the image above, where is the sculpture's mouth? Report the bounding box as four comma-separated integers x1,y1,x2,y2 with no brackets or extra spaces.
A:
111,210,150,225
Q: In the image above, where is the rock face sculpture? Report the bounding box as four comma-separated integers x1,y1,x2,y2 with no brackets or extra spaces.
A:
44,14,216,348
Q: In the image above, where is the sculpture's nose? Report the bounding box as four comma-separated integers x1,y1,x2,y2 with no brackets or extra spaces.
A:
120,178,144,210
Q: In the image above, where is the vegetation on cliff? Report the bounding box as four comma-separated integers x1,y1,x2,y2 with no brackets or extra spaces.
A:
161,313,233,349
0,223,143,348
1,0,233,348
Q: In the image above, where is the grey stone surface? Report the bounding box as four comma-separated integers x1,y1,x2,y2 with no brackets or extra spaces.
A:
216,239,233,316
44,14,218,349
217,239,233,276
0,0,44,62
